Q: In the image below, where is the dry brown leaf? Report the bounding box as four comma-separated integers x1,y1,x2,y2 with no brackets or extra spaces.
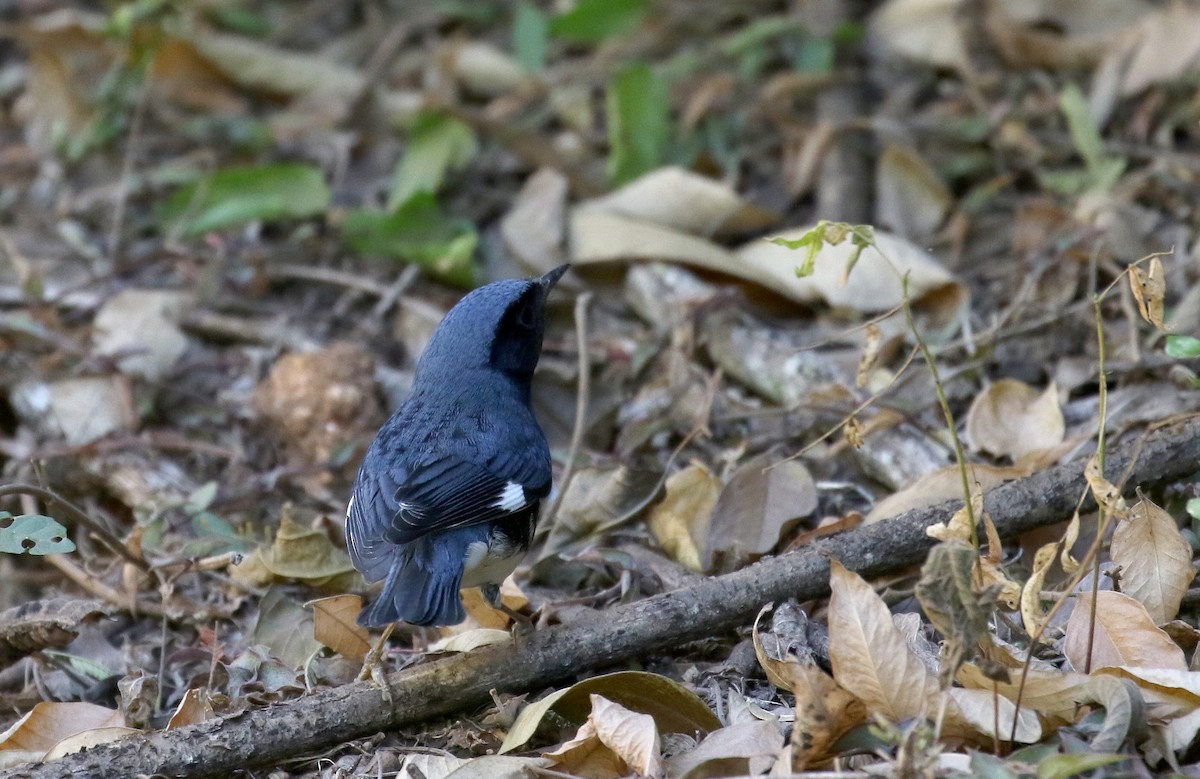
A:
875,144,952,240
93,289,191,381
237,510,358,591
1063,591,1187,672
867,461,1026,522
827,560,941,721
500,168,568,276
166,688,215,730
965,379,1064,460
10,375,138,446
43,726,139,760
1111,494,1195,625
704,456,817,573
1020,542,1059,637
454,577,529,631
788,663,865,769
867,0,1156,70
1084,454,1128,518
500,671,720,754
1094,2,1200,100
942,687,1042,743
582,167,771,238
668,719,783,778
429,629,512,653
647,463,720,572
571,210,963,314
544,695,662,779
1128,256,1166,332
0,701,124,762
308,594,370,661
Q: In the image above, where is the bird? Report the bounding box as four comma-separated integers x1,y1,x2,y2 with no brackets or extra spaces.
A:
345,264,567,631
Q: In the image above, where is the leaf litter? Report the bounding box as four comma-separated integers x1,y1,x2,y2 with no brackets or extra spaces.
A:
1,0,1200,777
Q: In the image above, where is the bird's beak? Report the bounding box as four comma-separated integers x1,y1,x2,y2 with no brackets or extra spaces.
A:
536,264,570,291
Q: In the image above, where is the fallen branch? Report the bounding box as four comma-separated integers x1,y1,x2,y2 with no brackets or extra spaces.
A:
11,415,1200,779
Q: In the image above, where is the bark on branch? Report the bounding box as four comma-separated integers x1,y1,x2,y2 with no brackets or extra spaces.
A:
11,416,1200,779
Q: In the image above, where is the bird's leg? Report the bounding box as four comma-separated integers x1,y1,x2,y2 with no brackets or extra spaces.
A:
482,584,534,635
357,623,396,701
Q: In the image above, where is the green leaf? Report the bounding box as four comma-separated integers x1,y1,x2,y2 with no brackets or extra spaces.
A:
1058,83,1126,193
770,220,875,278
161,163,330,236
1186,498,1200,521
191,511,245,554
185,481,219,515
343,193,477,287
1036,753,1125,779
549,0,646,43
388,111,477,211
607,63,669,185
0,512,75,555
514,3,548,73
1166,335,1200,358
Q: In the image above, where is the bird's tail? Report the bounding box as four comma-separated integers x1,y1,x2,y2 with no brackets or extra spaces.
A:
356,539,466,627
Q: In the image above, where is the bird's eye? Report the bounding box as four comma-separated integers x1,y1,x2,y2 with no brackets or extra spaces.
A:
517,304,537,329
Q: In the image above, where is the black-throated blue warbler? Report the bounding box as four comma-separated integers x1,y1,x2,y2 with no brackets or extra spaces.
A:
346,264,567,628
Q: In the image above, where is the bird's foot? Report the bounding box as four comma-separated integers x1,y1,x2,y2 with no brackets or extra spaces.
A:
357,623,396,703
482,583,534,628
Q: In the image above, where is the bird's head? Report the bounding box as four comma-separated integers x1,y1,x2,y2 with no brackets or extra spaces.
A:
416,264,569,384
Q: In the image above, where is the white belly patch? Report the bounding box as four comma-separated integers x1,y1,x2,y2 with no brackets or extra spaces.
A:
461,539,525,588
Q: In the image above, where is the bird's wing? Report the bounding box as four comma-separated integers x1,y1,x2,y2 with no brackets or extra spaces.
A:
347,442,551,573
385,453,550,544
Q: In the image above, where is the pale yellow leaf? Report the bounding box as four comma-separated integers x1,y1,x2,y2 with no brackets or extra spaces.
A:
1020,542,1059,636
943,687,1041,743
647,463,720,571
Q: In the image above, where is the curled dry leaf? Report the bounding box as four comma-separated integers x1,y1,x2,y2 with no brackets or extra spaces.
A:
428,629,513,653
1084,454,1128,518
647,463,720,572
571,209,964,315
233,510,358,591
500,670,720,753
1063,591,1187,672
827,560,940,721
454,577,530,631
543,695,662,779
581,166,774,238
943,687,1042,744
1128,256,1166,332
0,701,124,766
866,461,1026,522
667,719,783,778
1020,542,1059,637
167,688,215,730
253,586,322,669
1111,493,1195,625
965,379,1065,460
307,594,370,661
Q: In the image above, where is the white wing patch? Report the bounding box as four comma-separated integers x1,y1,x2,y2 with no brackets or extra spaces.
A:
345,496,354,520
493,481,526,512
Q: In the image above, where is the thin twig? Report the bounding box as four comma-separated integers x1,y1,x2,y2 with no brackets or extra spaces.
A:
108,61,152,271
541,292,592,532
0,483,149,572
